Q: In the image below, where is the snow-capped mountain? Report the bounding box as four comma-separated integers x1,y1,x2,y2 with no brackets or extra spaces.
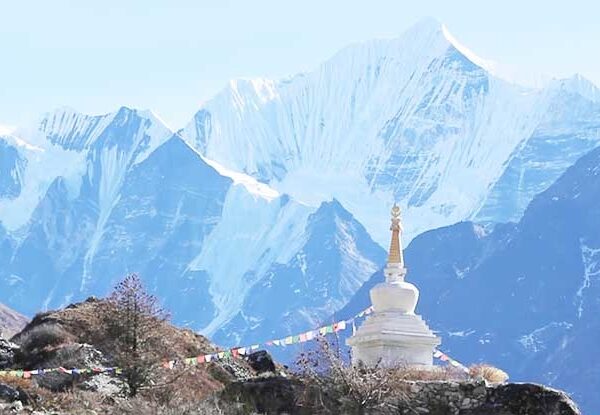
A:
0,107,382,348
181,18,600,244
339,144,600,413
1,18,600,356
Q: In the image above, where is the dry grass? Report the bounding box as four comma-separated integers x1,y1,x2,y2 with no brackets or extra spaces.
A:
3,294,259,414
394,364,468,382
469,364,509,384
0,366,250,415
46,298,219,362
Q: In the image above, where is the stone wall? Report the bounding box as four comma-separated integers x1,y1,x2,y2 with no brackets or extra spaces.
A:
219,377,581,415
403,380,579,415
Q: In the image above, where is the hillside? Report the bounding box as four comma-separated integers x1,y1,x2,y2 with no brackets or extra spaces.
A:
0,303,27,339
0,298,580,415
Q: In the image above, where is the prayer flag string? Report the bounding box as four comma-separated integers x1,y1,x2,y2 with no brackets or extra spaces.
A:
0,305,470,378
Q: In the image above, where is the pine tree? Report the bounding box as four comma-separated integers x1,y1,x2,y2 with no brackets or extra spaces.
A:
101,274,168,396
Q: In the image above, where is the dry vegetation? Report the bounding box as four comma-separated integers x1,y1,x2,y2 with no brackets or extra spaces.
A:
469,363,509,384
3,274,254,414
293,337,469,414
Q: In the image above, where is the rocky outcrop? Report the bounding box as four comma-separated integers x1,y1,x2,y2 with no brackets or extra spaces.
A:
403,380,580,415
246,350,277,374
0,338,18,369
219,377,580,415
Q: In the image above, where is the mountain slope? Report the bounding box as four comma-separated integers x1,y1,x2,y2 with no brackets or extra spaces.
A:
181,19,600,244
0,302,27,339
340,144,600,413
0,107,385,348
214,199,385,346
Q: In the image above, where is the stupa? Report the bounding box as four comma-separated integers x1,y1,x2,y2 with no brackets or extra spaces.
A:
347,204,440,367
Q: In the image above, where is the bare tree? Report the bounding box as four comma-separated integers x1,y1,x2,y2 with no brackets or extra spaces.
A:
100,274,169,396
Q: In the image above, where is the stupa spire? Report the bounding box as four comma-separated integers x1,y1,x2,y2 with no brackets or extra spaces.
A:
387,204,404,266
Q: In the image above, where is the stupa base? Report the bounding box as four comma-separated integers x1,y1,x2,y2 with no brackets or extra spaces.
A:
347,311,440,367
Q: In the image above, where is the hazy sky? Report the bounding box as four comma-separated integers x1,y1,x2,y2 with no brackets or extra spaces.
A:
1,0,599,129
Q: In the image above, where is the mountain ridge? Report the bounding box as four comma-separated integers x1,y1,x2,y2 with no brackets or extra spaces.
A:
181,19,600,245
0,302,27,339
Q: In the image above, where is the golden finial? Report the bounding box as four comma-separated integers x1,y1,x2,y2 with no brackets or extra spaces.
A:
387,203,404,266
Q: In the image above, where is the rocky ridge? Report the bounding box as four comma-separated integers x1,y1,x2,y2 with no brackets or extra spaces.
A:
0,303,27,339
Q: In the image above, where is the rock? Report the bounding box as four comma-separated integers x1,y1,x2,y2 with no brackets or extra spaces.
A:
32,343,111,392
216,378,580,415
246,350,276,374
0,338,18,369
9,400,23,412
220,376,306,414
79,373,124,396
0,383,19,402
488,383,580,415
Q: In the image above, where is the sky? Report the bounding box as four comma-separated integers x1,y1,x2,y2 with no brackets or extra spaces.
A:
1,0,599,129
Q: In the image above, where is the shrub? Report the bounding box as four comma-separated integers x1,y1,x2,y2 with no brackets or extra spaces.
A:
295,337,411,414
469,364,509,384
17,323,71,354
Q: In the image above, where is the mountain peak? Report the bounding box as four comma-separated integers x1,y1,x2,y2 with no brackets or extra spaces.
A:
406,16,444,36
550,74,600,103
439,24,495,73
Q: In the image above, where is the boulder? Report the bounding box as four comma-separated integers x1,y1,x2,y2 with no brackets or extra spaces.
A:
0,338,18,369
0,383,19,403
246,350,276,374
